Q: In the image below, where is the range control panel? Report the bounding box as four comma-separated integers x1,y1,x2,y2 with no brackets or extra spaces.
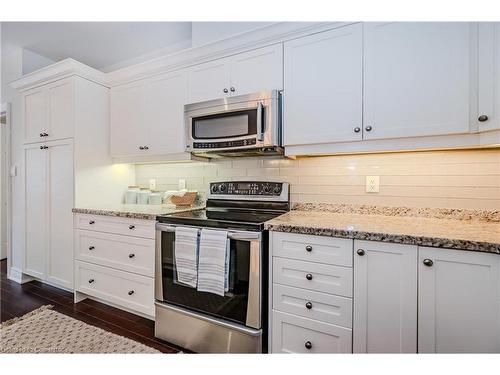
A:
209,181,284,196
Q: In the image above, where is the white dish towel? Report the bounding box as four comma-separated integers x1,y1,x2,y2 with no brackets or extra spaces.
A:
174,226,200,288
197,229,229,297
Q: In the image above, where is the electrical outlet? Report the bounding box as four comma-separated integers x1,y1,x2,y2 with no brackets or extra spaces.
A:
149,178,157,191
365,176,380,193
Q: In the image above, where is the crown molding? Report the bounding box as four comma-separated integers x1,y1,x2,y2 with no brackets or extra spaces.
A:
9,58,108,91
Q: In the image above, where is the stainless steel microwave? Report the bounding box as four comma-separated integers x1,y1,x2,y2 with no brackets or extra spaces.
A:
185,90,282,157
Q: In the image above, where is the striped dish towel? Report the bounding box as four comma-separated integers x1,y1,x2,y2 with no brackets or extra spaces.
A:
174,227,200,288
197,229,229,297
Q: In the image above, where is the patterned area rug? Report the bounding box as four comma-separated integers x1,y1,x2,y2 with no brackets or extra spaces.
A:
0,305,159,353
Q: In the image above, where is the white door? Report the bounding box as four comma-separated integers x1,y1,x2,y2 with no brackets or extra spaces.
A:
284,23,363,146
353,240,417,353
229,44,283,97
23,87,47,143
110,81,148,157
46,78,75,141
477,22,500,132
418,247,500,353
363,22,472,139
46,140,74,289
187,59,230,103
146,70,189,155
24,144,47,279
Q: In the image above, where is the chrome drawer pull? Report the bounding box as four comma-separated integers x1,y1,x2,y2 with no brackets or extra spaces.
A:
305,341,312,350
128,253,135,258
89,220,95,225
305,245,312,252
305,302,313,309
128,290,135,296
129,225,135,230
305,273,313,281
88,279,95,284
88,246,95,250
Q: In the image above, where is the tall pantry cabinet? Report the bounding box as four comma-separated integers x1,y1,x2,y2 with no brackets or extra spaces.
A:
18,68,124,290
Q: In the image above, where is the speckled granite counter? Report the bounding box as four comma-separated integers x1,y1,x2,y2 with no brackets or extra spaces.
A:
265,210,500,254
72,204,205,220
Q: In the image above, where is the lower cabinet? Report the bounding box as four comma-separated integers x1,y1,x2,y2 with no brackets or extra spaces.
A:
353,240,417,353
418,247,500,353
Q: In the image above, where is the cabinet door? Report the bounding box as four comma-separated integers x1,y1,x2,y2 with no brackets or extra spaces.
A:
363,22,472,140
477,22,500,132
353,240,417,353
46,78,75,141
24,144,47,279
229,44,283,97
146,70,189,155
418,247,500,353
46,140,74,289
110,81,148,157
284,24,363,146
187,59,230,103
23,87,47,143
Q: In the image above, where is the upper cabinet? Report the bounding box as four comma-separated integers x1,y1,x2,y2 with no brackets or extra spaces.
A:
283,23,363,146
23,77,75,144
363,22,472,140
187,44,283,103
110,69,190,160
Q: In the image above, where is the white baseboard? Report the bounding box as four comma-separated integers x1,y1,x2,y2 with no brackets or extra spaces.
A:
8,267,34,284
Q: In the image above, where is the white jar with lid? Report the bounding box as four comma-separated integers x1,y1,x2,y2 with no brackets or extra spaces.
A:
149,191,162,205
137,188,151,205
125,186,139,204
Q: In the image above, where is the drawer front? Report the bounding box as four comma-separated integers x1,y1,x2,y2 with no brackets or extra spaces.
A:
75,261,154,316
272,311,352,353
75,213,155,239
273,284,352,328
75,229,155,277
273,257,352,297
273,232,353,267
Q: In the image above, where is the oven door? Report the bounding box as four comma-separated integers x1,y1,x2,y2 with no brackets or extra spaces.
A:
155,223,262,329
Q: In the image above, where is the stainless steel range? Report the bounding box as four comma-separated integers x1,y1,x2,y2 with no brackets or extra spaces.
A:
154,181,289,353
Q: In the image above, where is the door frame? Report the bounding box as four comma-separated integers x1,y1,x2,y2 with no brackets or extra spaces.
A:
1,103,11,277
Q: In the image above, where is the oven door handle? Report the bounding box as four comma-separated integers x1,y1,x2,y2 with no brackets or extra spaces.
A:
156,223,261,241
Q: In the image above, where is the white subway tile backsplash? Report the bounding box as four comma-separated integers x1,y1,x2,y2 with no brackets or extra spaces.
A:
134,149,500,210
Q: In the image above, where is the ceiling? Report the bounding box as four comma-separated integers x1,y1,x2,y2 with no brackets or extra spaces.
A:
1,22,192,71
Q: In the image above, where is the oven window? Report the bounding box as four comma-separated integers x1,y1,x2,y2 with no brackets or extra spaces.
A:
159,231,252,326
191,109,257,139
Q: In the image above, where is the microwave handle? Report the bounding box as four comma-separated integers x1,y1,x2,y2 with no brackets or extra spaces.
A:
256,102,264,141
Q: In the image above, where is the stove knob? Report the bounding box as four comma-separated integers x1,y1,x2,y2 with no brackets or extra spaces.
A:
274,186,282,194
219,184,227,192
211,185,219,193
263,185,271,193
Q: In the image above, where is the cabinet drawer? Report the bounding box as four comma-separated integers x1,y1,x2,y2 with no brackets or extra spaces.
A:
75,230,155,277
272,311,352,353
273,284,352,328
273,257,352,297
75,213,155,239
272,232,353,267
75,261,154,316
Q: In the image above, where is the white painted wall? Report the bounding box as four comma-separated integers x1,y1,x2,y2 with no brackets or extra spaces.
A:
22,48,55,74
191,22,275,47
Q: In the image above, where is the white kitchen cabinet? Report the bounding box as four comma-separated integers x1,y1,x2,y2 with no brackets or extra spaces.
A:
418,247,500,353
477,23,500,132
24,139,74,289
363,22,472,140
353,240,417,353
23,77,74,144
187,44,283,103
284,23,363,146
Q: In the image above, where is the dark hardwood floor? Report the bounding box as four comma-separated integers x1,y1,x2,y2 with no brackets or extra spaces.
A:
0,259,183,353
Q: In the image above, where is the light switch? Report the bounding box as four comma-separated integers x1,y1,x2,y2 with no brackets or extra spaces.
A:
365,176,380,193
149,178,157,191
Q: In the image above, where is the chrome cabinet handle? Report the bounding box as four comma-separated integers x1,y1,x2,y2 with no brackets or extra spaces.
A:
365,125,373,132
39,133,44,137
230,87,235,92
39,132,48,137
256,102,264,141
423,259,433,267
223,88,229,93
478,115,489,122
354,127,361,133
88,279,95,284
305,245,313,252
304,341,312,350
357,249,365,256
129,225,135,230
128,290,135,295
305,273,313,281
139,146,144,150
88,246,95,250
128,253,135,258
39,145,48,149
305,302,313,309
89,220,95,225
143,146,149,150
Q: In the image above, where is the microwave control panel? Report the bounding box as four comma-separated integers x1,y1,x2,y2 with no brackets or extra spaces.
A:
193,138,257,149
210,181,283,196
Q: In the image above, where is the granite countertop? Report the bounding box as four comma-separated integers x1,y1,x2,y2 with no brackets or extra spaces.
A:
265,209,500,254
72,204,205,220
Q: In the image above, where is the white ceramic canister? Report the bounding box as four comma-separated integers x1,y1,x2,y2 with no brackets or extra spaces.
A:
149,191,162,205
137,188,151,205
125,186,140,204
